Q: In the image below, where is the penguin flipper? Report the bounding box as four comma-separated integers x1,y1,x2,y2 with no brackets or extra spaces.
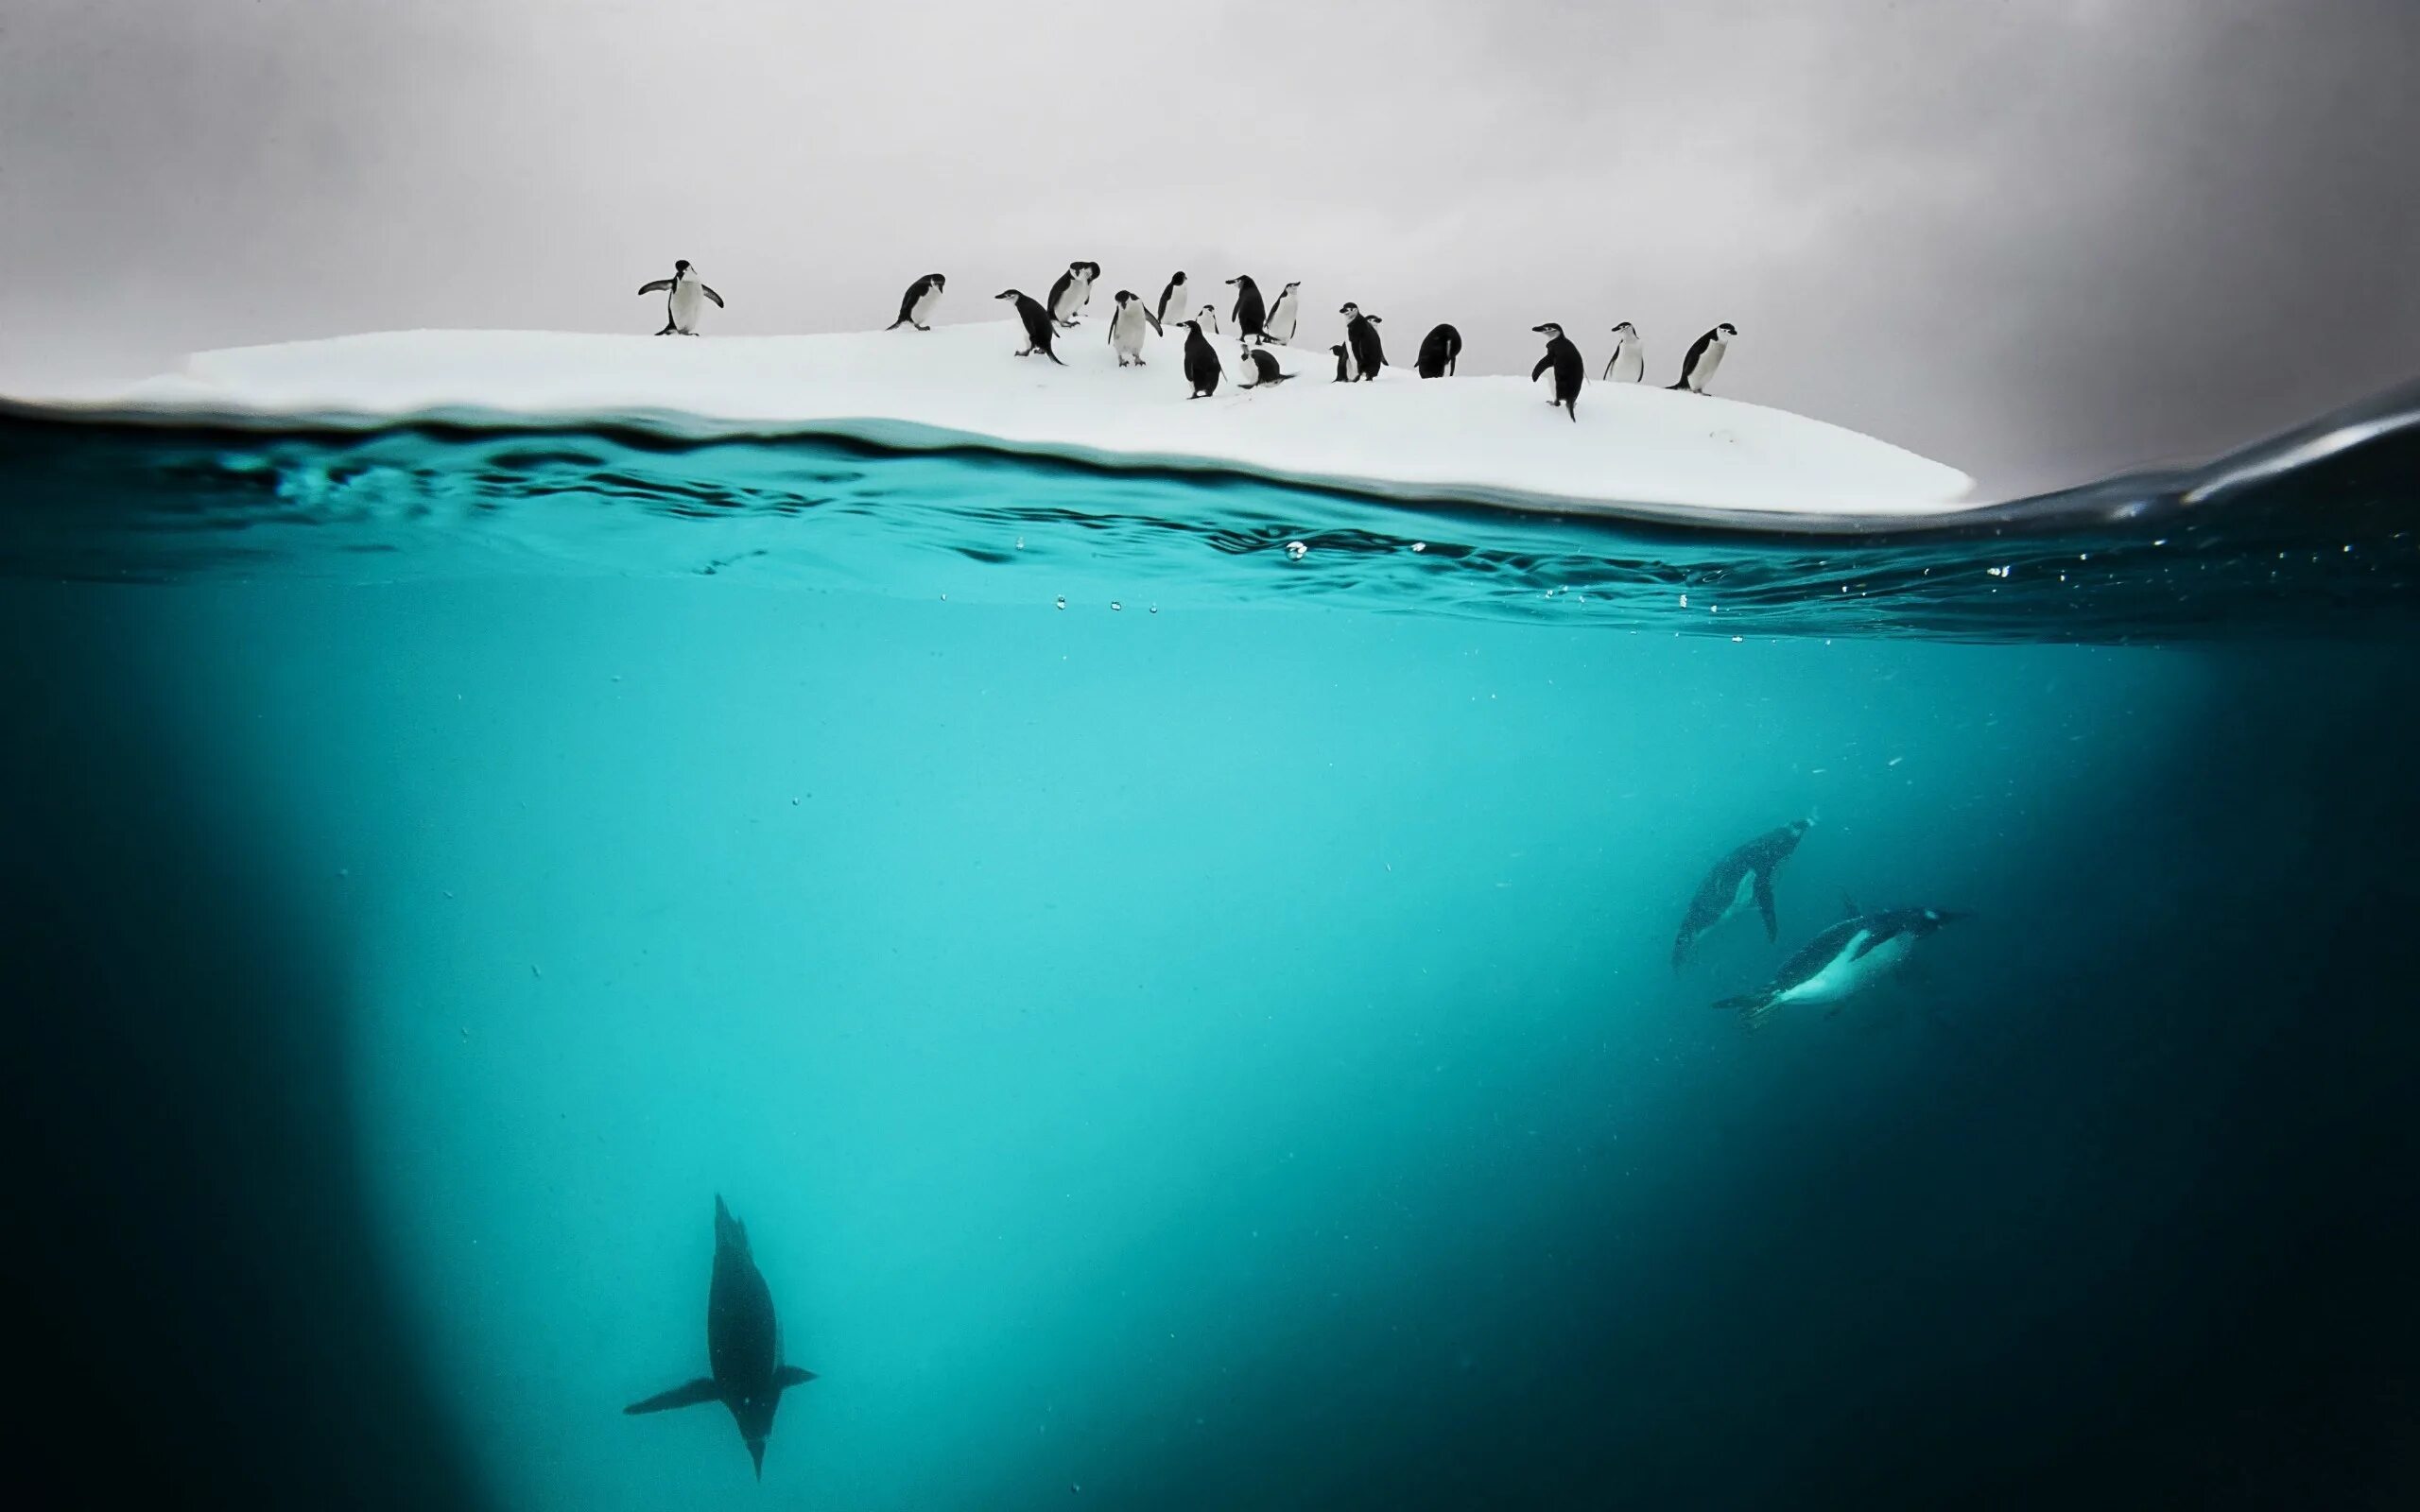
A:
775,1366,819,1391
1754,872,1778,941
1531,355,1552,383
625,1377,722,1415
637,279,674,295
700,285,725,308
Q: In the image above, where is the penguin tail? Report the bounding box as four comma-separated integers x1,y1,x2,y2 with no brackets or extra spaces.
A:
1046,351,1067,367
885,318,908,331
1716,992,1779,1031
1567,398,1579,423
1668,380,1689,390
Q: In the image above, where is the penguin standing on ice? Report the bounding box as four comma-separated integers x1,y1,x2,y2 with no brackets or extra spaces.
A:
1671,818,1812,968
1237,347,1292,387
624,1196,818,1480
1155,271,1191,328
1262,281,1303,344
636,260,725,335
1340,302,1386,381
1328,343,1351,382
1602,320,1644,382
1415,323,1461,378
1716,902,1967,1030
995,289,1067,365
1227,275,1268,343
1194,304,1222,335
1108,289,1162,367
1048,261,1101,328
1181,320,1223,398
1670,322,1738,393
1530,322,1584,421
886,273,946,331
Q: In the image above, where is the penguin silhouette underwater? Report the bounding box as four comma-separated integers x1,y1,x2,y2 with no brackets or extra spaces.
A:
625,1195,818,1480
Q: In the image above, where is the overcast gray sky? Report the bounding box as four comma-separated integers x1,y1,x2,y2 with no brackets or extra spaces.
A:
3,0,2413,495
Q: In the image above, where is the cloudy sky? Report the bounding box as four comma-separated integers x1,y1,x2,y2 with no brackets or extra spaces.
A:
3,0,2413,494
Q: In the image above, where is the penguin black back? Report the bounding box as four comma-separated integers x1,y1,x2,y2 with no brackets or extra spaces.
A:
995,290,1066,365
1227,275,1267,339
1328,343,1350,382
1244,347,1291,387
1340,304,1386,381
1181,320,1222,398
1415,323,1461,379
1530,322,1585,421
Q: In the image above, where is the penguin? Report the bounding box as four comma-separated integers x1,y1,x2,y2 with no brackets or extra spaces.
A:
1227,275,1268,343
1414,323,1461,379
1530,322,1585,421
625,1196,818,1481
636,260,725,335
1670,322,1738,393
886,273,946,331
1671,818,1813,969
1047,261,1101,328
994,289,1067,365
1194,303,1221,335
1340,302,1386,381
1238,346,1292,387
1716,902,1968,1030
1180,319,1222,399
1328,343,1351,382
1155,271,1190,328
1601,320,1644,382
1108,289,1162,367
1262,281,1303,344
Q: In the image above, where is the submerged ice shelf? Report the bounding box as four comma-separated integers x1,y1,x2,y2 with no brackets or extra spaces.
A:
11,321,1978,518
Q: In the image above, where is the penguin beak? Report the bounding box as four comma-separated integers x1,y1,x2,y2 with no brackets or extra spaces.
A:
1531,324,1552,334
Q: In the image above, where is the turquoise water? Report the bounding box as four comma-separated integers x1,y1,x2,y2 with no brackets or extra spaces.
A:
6,400,2419,1506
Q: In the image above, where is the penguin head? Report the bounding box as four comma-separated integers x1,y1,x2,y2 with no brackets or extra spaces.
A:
1532,322,1564,339
673,259,693,276
1114,290,1136,305
1281,281,1301,294
1612,320,1637,337
930,274,946,291
1082,261,1102,278
1920,907,1969,930
1718,322,1739,336
1182,318,1202,332
1339,302,1359,317
994,289,1024,302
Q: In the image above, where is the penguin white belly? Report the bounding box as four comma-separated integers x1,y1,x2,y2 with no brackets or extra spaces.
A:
1161,283,1186,323
1690,343,1727,391
668,282,705,333
1266,301,1297,343
1609,343,1643,383
908,284,941,326
1715,868,1757,925
1111,312,1148,361
1779,930,1912,1008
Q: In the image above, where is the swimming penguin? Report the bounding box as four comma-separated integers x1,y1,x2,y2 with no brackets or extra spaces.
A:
1048,261,1101,328
1340,303,1386,381
1194,303,1221,335
1414,323,1462,378
1181,320,1223,398
636,260,725,335
1263,281,1303,344
994,289,1067,365
1108,289,1162,367
1671,818,1813,969
1238,346,1292,387
1328,343,1351,382
886,273,946,331
1716,902,1968,1030
1670,322,1738,393
1155,271,1190,328
1227,276,1268,343
625,1195,818,1480
1602,321,1644,382
1530,322,1585,421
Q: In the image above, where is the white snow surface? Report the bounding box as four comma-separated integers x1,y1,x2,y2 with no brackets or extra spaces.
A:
11,320,1979,516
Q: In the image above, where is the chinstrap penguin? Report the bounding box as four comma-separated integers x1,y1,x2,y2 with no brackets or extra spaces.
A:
1262,281,1303,344
1415,323,1461,378
636,260,725,335
1671,322,1737,393
1716,902,1968,1030
1181,319,1223,398
887,272,946,331
1340,302,1385,381
1531,322,1584,421
1193,303,1221,335
1328,343,1351,382
624,1196,818,1480
1238,346,1292,387
1155,271,1190,327
1048,261,1101,328
1108,289,1162,366
1226,275,1268,343
1602,321,1643,382
995,289,1067,364
1671,818,1812,969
